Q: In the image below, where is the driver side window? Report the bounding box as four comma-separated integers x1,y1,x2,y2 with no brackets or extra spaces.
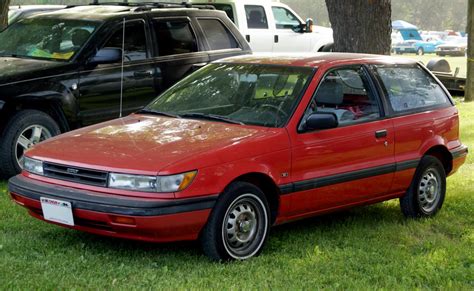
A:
272,6,300,29
102,21,148,62
302,67,381,130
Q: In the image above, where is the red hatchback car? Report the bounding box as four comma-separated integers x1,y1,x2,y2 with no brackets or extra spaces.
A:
9,53,467,261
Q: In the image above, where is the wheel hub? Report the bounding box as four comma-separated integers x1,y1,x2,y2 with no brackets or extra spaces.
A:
418,169,441,212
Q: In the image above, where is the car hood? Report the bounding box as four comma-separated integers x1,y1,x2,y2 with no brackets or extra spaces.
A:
0,57,73,86
29,114,280,174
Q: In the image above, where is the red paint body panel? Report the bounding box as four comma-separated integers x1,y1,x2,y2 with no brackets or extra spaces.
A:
9,54,467,244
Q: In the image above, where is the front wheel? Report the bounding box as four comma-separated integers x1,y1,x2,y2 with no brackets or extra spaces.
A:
400,156,446,218
0,110,60,177
417,47,425,55
200,182,270,261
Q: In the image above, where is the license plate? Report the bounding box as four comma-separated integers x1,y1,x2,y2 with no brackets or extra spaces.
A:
40,197,74,226
400,48,405,51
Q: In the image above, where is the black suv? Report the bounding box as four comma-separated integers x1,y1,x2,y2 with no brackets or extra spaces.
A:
0,3,251,177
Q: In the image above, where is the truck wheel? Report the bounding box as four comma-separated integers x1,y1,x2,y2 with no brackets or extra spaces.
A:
400,156,446,218
0,110,60,177
200,182,270,261
417,47,424,55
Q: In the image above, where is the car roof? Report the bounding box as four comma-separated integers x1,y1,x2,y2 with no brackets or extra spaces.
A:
9,5,66,10
216,53,418,68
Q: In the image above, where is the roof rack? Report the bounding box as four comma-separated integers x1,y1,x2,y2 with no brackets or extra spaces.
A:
89,1,215,10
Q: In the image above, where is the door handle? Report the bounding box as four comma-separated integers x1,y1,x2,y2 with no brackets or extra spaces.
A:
375,129,387,138
246,35,250,42
133,70,153,78
274,35,279,43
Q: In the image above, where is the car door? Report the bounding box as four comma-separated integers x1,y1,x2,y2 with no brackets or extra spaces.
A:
270,5,310,52
78,19,157,126
288,65,395,215
240,4,274,53
150,16,209,92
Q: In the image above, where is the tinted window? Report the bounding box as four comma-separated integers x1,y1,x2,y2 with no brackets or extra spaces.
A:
376,66,449,112
153,19,197,56
198,19,239,50
301,67,380,129
272,6,300,29
104,21,147,62
245,5,268,29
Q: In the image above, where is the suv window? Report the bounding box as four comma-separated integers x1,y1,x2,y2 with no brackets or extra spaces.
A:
272,6,300,29
198,19,239,50
103,21,147,62
245,5,268,29
153,19,197,56
376,66,449,112
302,67,380,128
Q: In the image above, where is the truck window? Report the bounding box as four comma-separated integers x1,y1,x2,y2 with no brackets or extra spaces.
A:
198,19,239,50
272,6,300,29
153,19,197,56
376,66,450,112
244,5,268,29
211,4,235,23
104,21,148,62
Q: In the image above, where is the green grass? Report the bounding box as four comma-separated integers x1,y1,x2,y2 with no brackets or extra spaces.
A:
1,102,473,289
392,53,467,77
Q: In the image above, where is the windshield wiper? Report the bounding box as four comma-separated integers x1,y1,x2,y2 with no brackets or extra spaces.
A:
180,113,244,125
137,108,179,118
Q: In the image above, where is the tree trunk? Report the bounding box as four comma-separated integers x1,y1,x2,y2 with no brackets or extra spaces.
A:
465,0,473,102
0,0,11,31
325,0,392,55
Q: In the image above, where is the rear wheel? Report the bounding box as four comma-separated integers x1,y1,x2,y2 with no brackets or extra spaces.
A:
0,110,60,177
400,156,446,218
417,47,425,55
200,182,270,261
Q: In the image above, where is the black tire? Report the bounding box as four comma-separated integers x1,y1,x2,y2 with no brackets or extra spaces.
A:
417,47,424,55
400,156,446,218
0,110,60,177
200,182,270,261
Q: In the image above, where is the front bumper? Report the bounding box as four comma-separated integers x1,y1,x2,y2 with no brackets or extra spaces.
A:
8,175,216,242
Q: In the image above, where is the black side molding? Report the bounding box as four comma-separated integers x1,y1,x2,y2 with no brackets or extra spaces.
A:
450,145,468,159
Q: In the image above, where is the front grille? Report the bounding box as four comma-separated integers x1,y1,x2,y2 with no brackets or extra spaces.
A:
43,162,108,187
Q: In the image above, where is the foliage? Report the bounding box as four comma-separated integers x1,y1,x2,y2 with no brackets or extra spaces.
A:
0,102,473,289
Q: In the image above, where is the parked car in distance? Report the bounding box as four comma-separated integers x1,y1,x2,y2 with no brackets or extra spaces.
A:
8,5,66,25
189,0,334,52
9,53,467,261
0,2,251,177
392,28,443,55
435,37,468,56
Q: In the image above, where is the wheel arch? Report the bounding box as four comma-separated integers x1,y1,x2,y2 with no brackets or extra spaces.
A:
226,172,281,225
424,145,453,175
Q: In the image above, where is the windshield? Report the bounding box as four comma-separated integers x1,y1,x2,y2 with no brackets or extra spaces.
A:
0,18,100,61
146,63,314,127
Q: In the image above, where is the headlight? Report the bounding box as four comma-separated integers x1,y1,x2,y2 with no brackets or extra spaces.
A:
108,171,197,193
23,157,44,175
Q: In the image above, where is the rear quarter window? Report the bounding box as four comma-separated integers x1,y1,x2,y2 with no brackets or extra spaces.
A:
376,66,450,113
197,18,239,50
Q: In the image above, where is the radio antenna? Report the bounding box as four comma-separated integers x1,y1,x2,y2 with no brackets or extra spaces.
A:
119,18,125,118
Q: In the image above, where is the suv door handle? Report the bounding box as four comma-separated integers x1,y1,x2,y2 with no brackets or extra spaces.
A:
134,70,153,78
375,129,387,138
274,35,279,43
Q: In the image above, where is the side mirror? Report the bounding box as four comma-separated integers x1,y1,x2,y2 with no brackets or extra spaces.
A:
305,18,314,33
304,112,338,131
90,48,122,65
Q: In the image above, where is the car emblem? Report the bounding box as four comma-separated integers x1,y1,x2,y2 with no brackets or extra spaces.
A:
67,168,79,174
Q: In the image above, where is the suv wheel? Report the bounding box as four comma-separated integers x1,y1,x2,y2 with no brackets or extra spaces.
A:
400,155,446,218
200,182,270,261
0,110,60,177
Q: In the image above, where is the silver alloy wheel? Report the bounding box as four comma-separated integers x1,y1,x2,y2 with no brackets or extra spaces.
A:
418,168,441,213
15,125,52,168
222,193,268,260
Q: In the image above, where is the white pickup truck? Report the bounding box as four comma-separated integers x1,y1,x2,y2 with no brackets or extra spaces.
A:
190,0,333,53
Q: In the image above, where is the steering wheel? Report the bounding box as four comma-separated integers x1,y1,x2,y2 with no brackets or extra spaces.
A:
258,104,289,126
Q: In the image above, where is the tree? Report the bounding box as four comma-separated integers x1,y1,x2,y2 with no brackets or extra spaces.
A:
325,0,392,55
465,0,473,102
0,0,11,31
